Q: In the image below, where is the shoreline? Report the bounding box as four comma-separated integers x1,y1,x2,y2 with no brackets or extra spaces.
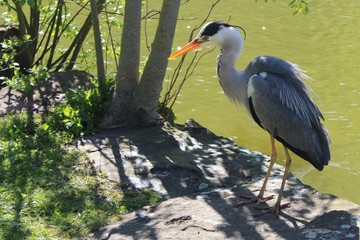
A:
77,119,360,239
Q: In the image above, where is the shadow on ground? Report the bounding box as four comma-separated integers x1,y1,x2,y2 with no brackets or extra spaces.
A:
78,120,360,240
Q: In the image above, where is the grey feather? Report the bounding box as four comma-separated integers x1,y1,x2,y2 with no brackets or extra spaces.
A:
248,72,330,169
246,56,324,122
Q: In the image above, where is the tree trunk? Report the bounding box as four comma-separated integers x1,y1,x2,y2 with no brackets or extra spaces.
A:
99,0,142,128
99,0,181,128
137,0,181,122
90,0,106,96
115,0,141,91
13,0,33,70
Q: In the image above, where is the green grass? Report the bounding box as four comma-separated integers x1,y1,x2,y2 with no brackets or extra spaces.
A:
0,114,162,239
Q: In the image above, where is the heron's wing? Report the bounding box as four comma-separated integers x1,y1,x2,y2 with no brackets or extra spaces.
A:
248,73,330,170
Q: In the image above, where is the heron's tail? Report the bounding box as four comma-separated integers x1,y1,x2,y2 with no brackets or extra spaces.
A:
318,124,331,168
276,122,330,171
307,123,330,171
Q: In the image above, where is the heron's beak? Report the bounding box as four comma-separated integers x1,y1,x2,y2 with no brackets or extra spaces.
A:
168,39,203,60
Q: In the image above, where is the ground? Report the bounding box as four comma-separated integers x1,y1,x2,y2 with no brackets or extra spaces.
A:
77,119,360,239
0,70,93,117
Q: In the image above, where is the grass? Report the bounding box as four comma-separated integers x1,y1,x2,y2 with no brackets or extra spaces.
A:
0,114,163,239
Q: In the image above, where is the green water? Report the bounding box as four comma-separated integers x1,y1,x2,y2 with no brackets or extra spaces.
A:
166,1,360,204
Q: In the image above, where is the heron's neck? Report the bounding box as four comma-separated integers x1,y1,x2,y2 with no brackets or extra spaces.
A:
217,41,248,107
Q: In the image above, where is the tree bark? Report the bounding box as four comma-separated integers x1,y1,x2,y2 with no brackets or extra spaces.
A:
137,0,181,122
115,0,141,92
90,0,106,96
99,0,142,128
12,0,33,70
99,0,181,128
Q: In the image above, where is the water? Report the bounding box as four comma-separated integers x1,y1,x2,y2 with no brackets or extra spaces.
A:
166,1,360,204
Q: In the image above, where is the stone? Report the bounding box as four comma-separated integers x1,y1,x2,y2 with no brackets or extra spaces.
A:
77,120,360,239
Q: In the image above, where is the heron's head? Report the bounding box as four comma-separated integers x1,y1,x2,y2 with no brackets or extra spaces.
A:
168,21,244,60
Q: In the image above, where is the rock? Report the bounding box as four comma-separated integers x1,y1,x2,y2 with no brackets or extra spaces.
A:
78,120,360,239
90,190,360,240
77,120,262,197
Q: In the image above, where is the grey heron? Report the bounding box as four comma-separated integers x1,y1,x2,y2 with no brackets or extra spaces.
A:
168,21,331,215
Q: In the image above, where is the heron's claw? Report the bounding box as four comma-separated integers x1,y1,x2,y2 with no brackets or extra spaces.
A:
253,203,291,217
255,195,275,206
234,194,275,207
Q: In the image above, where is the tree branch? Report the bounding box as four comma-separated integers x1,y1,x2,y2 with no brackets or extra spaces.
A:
161,0,221,111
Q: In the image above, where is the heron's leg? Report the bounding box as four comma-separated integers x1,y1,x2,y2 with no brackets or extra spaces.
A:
256,136,277,200
272,145,292,215
236,136,277,206
253,145,291,216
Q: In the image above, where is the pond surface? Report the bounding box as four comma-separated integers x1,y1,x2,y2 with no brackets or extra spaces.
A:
165,1,360,204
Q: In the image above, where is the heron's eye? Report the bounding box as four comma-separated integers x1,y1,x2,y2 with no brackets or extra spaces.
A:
202,35,209,41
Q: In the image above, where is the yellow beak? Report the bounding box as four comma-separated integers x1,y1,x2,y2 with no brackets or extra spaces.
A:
168,39,203,60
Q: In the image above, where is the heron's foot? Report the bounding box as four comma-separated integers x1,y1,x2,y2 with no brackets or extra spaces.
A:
234,194,275,207
253,203,291,217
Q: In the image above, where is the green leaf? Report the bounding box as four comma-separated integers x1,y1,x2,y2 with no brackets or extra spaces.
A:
302,5,309,15
63,106,73,118
292,5,301,15
3,53,9,61
40,123,49,131
288,0,296,7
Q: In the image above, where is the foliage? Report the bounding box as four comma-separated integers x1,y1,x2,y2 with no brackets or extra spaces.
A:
0,114,162,239
158,103,176,124
0,0,121,131
288,0,309,15
0,35,45,90
0,0,114,72
257,0,309,15
45,77,114,137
